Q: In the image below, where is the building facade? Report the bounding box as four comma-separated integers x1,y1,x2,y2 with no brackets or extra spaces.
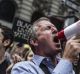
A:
0,0,80,42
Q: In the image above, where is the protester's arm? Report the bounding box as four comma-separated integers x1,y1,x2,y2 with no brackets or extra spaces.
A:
53,36,80,74
52,59,73,74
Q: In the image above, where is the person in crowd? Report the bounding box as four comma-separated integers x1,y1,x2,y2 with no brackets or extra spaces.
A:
6,43,33,74
25,49,34,61
0,23,14,74
6,43,23,74
11,43,33,63
11,17,80,74
11,43,25,63
24,44,34,61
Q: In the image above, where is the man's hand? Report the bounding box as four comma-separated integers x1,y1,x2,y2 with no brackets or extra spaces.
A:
63,36,80,63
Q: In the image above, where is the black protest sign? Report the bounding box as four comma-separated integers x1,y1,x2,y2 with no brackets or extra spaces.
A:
12,18,31,43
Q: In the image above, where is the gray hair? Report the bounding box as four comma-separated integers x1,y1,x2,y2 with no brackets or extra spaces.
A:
27,17,50,43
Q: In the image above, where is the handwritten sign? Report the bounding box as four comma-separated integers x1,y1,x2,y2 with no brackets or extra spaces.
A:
12,17,31,43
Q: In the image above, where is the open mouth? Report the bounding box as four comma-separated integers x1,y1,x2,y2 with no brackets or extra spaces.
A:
53,34,61,50
53,34,59,43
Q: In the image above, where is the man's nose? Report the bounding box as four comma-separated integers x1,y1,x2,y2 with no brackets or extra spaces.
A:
51,27,58,34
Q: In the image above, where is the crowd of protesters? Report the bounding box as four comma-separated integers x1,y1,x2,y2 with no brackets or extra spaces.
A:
0,23,34,74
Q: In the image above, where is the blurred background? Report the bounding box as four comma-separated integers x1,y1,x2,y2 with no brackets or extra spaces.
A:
0,0,80,43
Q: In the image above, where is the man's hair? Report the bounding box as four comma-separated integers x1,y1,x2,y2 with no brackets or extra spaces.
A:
27,17,50,52
0,23,14,50
29,17,50,40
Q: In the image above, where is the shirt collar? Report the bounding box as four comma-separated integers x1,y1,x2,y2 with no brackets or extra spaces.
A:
32,54,61,66
32,55,44,66
32,55,49,66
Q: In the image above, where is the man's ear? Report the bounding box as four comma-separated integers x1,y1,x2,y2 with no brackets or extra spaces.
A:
3,39,10,47
30,39,38,46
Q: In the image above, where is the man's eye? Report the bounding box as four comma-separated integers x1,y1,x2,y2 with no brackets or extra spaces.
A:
45,26,51,30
